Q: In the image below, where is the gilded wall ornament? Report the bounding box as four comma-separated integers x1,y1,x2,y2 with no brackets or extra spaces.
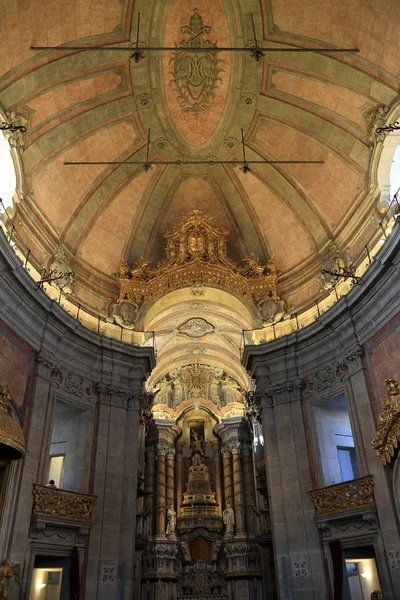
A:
112,210,281,328
371,379,400,465
32,484,96,522
309,475,375,516
178,317,214,338
171,9,223,117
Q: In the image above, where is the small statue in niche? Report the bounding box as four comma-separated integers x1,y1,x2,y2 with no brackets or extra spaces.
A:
211,539,222,561
0,559,20,600
190,430,204,454
180,540,191,562
223,502,235,536
166,504,177,538
192,453,203,467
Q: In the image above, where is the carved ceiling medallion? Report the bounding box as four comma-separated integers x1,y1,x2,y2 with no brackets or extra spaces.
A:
178,317,214,338
112,210,281,328
171,9,223,117
371,379,400,465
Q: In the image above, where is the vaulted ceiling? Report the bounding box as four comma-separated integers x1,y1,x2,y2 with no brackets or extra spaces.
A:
1,0,399,315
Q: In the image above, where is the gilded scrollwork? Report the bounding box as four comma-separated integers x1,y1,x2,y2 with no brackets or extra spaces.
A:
112,211,281,328
371,379,400,465
32,484,96,523
309,475,375,516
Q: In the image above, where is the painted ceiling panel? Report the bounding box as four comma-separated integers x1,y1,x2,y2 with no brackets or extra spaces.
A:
1,0,398,314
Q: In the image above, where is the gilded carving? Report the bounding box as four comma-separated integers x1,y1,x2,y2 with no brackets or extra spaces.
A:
0,385,25,460
32,484,97,523
0,559,20,599
113,210,281,328
309,475,375,516
371,379,400,465
171,9,223,117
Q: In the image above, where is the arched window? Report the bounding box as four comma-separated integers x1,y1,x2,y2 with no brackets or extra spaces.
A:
0,131,17,213
390,144,400,198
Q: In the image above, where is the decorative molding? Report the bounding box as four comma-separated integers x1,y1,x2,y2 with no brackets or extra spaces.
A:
136,93,152,109
242,92,257,107
102,566,115,582
32,484,96,523
309,476,375,516
52,369,97,402
302,345,364,398
112,211,280,328
371,379,400,465
294,561,308,577
388,550,400,569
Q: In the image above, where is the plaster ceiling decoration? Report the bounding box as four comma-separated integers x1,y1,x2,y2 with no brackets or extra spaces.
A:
178,317,215,338
0,0,399,318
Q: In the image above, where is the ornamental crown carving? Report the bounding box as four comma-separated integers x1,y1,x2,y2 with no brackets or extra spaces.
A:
112,211,280,328
371,379,400,465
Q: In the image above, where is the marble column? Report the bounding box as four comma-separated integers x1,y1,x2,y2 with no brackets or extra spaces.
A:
156,444,167,537
222,444,233,507
213,445,223,514
231,445,246,535
242,443,256,534
144,446,156,537
166,447,175,510
176,446,183,517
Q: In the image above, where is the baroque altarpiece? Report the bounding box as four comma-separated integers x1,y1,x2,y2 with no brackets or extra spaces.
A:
114,212,279,599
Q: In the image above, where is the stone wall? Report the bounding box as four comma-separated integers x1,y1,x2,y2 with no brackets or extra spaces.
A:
243,222,400,600
0,229,155,600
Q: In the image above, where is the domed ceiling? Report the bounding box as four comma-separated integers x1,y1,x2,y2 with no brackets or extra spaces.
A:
1,0,399,316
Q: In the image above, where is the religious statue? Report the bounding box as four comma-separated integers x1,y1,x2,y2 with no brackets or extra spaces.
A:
191,430,204,454
192,453,203,467
180,540,191,562
166,504,177,537
211,539,222,561
0,559,20,599
223,502,235,536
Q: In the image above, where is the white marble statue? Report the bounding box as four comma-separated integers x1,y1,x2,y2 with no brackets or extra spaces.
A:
166,504,177,537
223,502,235,536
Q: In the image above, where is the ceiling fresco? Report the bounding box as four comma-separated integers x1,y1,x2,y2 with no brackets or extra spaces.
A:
0,0,399,317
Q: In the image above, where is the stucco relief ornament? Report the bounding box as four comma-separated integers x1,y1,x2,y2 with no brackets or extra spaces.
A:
49,245,74,294
371,379,400,465
171,9,223,117
320,243,345,290
178,317,214,338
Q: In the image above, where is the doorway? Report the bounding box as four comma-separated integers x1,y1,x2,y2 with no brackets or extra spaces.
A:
344,548,383,600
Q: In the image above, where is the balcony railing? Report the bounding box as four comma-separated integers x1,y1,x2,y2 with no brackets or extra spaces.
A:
32,484,96,523
309,475,375,517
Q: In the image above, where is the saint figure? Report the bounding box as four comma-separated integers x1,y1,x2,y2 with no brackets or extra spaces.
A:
223,502,235,536
166,504,177,537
